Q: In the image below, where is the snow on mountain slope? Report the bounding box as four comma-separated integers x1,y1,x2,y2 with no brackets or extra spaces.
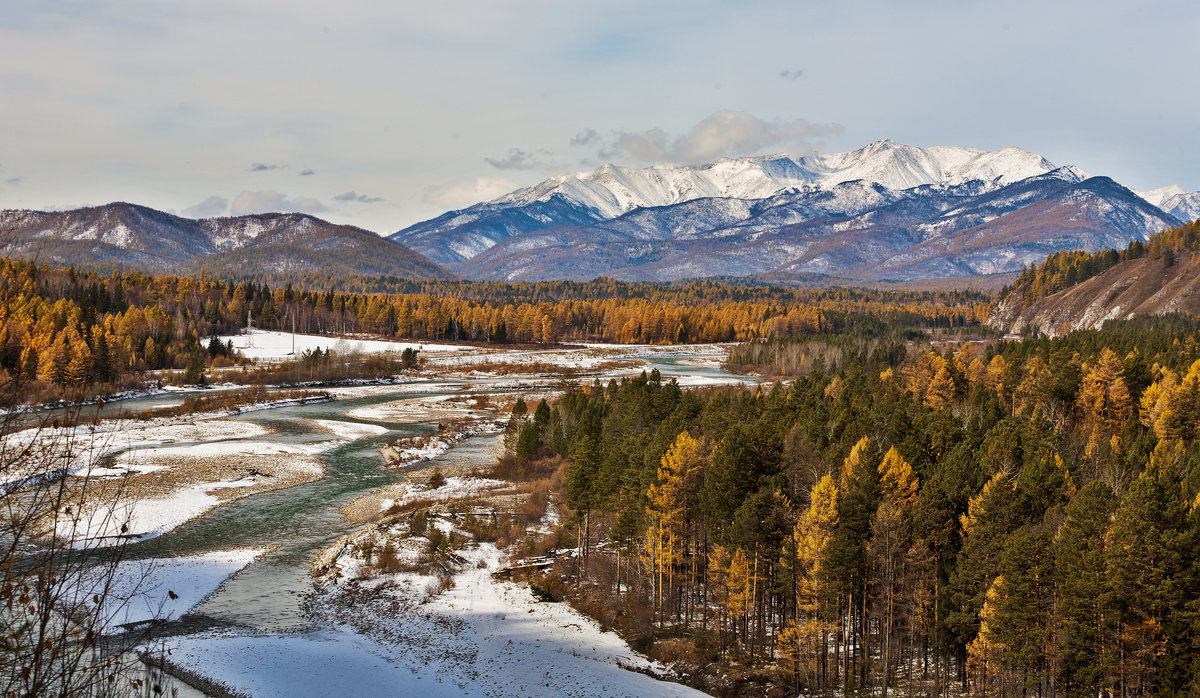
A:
812,141,1060,191
1137,185,1200,223
493,140,1059,219
0,203,453,280
498,156,819,219
392,140,1069,265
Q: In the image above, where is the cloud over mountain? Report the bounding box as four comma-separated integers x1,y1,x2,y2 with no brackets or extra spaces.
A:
230,191,326,216
597,110,844,164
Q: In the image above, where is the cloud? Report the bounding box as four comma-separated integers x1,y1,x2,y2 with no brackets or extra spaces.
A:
5,177,21,185
299,169,315,176
484,148,554,171
181,195,229,218
249,162,283,172
334,191,384,203
230,190,327,216
421,176,518,209
779,69,805,80
570,129,599,147
598,110,843,164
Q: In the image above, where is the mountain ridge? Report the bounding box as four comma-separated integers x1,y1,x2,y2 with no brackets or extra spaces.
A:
0,202,452,281
391,140,1195,282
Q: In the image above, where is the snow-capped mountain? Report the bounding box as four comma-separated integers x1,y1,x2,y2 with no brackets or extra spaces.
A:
394,140,1068,264
391,140,1195,282
1137,185,1200,224
497,139,1060,218
0,203,451,280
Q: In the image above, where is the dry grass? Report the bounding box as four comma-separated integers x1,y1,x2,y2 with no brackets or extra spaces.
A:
489,454,567,483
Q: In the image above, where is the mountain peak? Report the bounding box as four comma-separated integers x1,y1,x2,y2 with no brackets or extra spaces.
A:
489,141,1063,220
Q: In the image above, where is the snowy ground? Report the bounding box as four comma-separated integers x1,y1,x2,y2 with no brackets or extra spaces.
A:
216,329,472,362
96,549,265,632
169,528,707,697
376,474,514,513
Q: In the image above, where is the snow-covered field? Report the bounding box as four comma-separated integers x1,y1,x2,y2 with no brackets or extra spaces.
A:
170,537,706,697
97,549,265,632
216,329,471,362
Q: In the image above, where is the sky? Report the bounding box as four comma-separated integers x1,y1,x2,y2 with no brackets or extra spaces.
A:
1,0,1197,233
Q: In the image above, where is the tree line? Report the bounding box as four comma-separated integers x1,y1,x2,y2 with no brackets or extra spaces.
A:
508,313,1200,695
0,258,989,402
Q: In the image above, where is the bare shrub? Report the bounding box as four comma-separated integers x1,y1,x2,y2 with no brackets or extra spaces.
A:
409,510,428,536
375,543,403,574
490,455,564,482
0,382,170,694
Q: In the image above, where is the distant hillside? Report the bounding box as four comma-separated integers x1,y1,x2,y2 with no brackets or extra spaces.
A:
0,202,452,282
988,219,1200,336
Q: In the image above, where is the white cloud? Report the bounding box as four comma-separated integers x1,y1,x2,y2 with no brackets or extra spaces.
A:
421,177,518,209
334,191,384,203
249,163,284,172
230,191,327,216
599,110,843,164
570,129,599,147
484,148,555,171
181,195,228,218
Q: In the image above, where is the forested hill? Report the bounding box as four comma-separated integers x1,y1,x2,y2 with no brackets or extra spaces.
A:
0,202,452,283
514,312,1200,695
988,219,1200,336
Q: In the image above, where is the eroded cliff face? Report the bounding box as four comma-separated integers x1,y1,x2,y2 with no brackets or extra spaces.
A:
987,253,1200,337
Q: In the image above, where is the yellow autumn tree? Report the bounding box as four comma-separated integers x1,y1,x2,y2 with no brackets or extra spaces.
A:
925,362,956,409
724,547,753,643
985,354,1009,397
1077,348,1133,457
1140,359,1200,444
643,431,703,619
839,436,876,493
967,577,1004,695
781,474,839,691
878,446,918,511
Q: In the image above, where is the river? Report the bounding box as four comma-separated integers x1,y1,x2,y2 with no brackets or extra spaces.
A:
110,352,754,693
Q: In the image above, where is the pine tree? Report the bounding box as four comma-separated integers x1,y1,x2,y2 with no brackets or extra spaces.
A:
1056,481,1117,697
503,398,527,455
1105,467,1189,695
989,529,1055,694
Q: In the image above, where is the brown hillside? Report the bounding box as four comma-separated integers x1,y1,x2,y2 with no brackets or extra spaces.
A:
988,252,1200,337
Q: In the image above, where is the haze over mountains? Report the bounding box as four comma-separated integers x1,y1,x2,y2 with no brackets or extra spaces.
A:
3,140,1197,284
